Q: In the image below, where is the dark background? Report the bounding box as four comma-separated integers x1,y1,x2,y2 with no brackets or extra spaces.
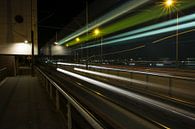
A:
37,0,94,49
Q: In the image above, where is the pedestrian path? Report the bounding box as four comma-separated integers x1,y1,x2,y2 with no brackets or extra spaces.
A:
0,76,66,129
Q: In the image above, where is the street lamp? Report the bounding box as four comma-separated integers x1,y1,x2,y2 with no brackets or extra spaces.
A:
93,28,100,36
164,0,175,8
76,37,80,42
93,28,103,63
75,37,82,61
163,0,179,67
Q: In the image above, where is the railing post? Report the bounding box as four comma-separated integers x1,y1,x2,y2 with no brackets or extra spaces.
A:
67,102,72,129
168,77,172,96
46,80,49,93
49,83,53,98
145,74,149,90
55,90,60,110
130,72,133,87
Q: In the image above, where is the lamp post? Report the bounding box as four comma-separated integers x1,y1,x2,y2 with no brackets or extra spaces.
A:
31,0,34,77
163,0,179,67
176,11,179,66
93,28,103,63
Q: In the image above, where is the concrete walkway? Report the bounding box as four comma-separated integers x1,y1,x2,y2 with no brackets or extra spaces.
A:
0,76,66,129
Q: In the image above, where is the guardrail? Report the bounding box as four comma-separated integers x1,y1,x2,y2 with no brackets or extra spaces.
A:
35,66,104,129
0,67,7,82
56,62,195,104
36,65,166,129
87,65,195,104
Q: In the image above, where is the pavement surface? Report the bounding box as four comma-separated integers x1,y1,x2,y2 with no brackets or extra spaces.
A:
0,76,66,129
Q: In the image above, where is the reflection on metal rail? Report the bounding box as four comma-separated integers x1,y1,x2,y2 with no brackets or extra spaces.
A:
0,67,7,83
57,68,195,121
36,66,104,129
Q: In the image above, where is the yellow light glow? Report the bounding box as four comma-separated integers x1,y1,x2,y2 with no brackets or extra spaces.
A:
161,0,177,14
93,28,100,36
164,0,175,7
76,37,80,42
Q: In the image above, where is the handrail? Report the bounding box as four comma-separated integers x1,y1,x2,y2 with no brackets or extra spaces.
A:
0,67,7,73
36,66,104,129
88,65,195,81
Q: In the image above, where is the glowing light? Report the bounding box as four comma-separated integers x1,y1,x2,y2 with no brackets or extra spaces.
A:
54,42,58,45
24,40,28,43
93,28,100,36
59,0,195,47
107,14,195,40
58,0,150,45
164,0,175,7
161,0,178,14
79,21,195,49
76,37,80,42
57,62,86,67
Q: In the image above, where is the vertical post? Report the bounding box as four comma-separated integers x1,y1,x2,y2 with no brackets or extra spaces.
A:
31,0,34,77
100,36,103,63
49,83,53,98
168,77,172,96
86,0,89,59
31,30,34,76
56,90,60,110
67,102,72,129
145,74,149,90
176,11,179,67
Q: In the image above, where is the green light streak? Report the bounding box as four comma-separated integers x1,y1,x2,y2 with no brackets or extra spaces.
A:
107,13,195,40
79,21,195,49
66,0,195,47
58,0,150,45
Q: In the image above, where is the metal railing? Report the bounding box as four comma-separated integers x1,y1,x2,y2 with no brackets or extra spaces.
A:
86,65,195,104
0,67,7,82
36,66,104,129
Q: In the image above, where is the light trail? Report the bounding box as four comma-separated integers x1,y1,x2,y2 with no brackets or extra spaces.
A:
152,29,195,44
57,68,195,120
107,13,195,40
58,0,150,45
74,67,167,90
64,1,195,47
102,45,145,56
79,21,195,49
57,62,86,67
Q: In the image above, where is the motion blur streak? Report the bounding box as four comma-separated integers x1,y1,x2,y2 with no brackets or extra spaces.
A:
58,0,150,45
107,13,195,40
57,62,86,67
80,21,195,49
57,68,195,120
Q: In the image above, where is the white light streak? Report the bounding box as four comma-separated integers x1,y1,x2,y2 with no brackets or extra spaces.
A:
80,21,195,49
57,62,86,67
58,0,150,45
74,67,167,91
57,68,195,120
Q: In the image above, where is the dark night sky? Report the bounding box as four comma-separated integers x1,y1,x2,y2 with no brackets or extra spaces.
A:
37,0,94,49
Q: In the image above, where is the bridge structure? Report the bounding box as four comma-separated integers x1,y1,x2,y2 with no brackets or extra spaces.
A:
0,0,195,129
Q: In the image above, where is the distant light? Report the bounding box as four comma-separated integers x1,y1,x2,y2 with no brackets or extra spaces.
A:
164,0,175,7
156,63,164,67
54,42,58,45
93,28,100,36
24,40,28,43
76,37,80,42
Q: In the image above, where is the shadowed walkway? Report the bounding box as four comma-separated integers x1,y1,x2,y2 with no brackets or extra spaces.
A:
0,76,66,129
